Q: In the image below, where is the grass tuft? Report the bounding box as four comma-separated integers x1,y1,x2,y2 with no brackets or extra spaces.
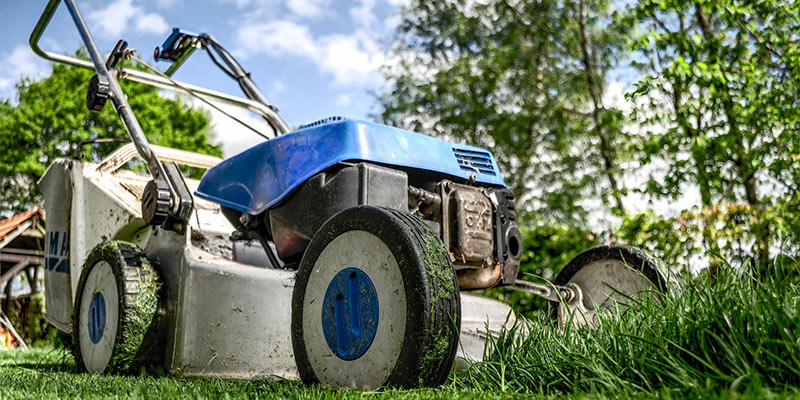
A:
457,266,800,397
3,263,800,398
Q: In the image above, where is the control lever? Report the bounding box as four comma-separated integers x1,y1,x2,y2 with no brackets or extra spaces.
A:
86,40,128,113
105,39,128,69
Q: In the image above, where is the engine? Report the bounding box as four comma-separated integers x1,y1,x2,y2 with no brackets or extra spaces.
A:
224,161,522,290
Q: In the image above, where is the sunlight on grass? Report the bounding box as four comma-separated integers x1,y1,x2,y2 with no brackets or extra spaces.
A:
2,265,800,399
460,265,800,398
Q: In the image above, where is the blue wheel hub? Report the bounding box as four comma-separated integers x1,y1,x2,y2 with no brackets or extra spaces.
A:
88,292,106,344
322,268,379,360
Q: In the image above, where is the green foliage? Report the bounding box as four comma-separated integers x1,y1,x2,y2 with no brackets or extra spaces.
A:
624,0,800,265
618,205,795,273
616,210,700,272
0,50,221,215
379,0,631,223
382,0,800,270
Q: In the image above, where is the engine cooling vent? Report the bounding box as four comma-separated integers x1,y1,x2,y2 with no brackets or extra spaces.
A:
298,116,346,130
452,148,496,176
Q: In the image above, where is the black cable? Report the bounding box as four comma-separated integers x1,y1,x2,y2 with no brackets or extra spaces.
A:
207,39,247,77
203,37,282,134
204,45,237,80
127,53,272,140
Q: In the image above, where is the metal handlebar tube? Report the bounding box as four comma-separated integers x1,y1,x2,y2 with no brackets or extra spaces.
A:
200,33,287,133
29,1,290,136
31,0,166,180
30,0,192,230
152,28,289,134
204,33,273,108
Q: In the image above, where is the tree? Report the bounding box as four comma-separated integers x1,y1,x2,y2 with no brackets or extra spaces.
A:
379,0,630,225
625,0,800,269
0,50,221,215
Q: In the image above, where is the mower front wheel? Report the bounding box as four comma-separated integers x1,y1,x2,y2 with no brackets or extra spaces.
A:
291,206,461,389
72,241,161,374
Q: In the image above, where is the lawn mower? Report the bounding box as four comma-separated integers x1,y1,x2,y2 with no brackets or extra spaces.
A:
30,0,672,389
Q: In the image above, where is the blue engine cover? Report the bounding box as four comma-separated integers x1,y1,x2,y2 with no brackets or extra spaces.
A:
195,118,506,215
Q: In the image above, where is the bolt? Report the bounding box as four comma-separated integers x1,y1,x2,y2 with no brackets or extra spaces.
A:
562,287,581,305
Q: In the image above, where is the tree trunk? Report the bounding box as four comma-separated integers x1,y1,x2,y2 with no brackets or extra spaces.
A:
695,4,770,273
576,0,625,215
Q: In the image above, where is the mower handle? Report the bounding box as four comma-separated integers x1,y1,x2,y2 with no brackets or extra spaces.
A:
29,0,290,136
30,0,171,186
30,0,207,230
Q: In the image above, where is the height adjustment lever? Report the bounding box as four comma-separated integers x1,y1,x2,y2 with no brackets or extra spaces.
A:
86,74,110,112
86,40,128,113
105,40,128,70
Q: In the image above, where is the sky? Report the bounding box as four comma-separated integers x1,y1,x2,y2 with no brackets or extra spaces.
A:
0,0,703,234
0,0,405,156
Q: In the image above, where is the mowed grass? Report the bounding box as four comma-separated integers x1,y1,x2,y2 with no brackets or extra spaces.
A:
2,266,800,399
0,346,535,400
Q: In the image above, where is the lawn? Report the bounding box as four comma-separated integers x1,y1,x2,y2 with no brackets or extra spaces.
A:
0,347,538,400
2,268,800,399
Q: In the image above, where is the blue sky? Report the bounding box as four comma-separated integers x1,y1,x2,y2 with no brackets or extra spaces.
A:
0,1,704,234
0,0,404,155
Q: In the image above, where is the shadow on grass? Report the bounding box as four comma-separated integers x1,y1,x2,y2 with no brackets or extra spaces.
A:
0,346,76,373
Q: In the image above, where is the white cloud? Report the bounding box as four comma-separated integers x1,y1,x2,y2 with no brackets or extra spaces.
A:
88,0,170,37
317,33,385,85
350,0,377,28
151,0,181,8
0,45,50,94
238,21,318,58
237,20,385,87
192,98,274,157
217,0,273,9
287,0,331,18
87,0,138,37
135,12,170,35
217,0,328,19
335,94,352,106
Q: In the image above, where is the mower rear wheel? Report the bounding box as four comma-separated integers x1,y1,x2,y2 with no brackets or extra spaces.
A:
72,241,161,374
291,206,460,389
553,245,671,317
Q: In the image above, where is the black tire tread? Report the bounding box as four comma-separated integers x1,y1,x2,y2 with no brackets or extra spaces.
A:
291,205,461,389
550,245,673,319
72,241,161,374
383,208,461,387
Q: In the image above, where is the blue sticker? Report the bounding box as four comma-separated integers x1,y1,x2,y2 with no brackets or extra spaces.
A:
88,292,106,344
321,268,379,360
45,231,69,272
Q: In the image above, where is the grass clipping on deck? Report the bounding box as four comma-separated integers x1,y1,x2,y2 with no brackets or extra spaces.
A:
113,251,161,373
417,224,458,386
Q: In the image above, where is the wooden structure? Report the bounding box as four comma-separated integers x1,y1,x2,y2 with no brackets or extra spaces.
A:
0,209,46,348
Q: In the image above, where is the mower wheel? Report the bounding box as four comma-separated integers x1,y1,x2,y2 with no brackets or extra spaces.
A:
73,241,161,374
553,245,672,317
291,205,460,389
